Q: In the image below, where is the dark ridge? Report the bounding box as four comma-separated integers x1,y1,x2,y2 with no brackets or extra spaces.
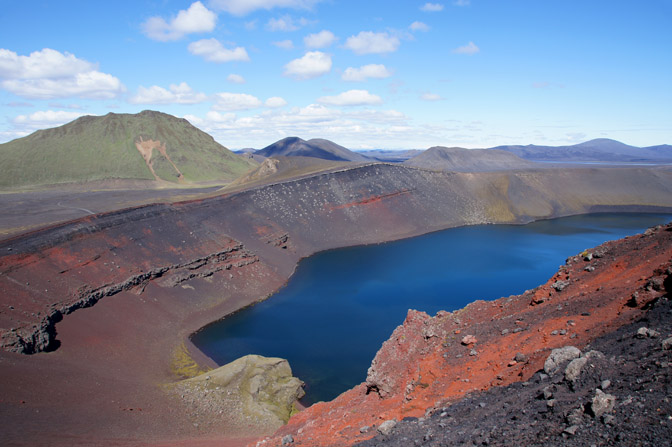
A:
256,136,370,162
493,138,672,162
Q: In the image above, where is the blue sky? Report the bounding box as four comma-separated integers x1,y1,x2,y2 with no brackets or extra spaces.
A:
1,0,670,150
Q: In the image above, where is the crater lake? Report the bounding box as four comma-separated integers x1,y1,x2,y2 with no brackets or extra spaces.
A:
191,213,672,404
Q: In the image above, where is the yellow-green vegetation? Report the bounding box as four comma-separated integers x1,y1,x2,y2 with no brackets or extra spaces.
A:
289,402,301,418
481,174,516,222
0,110,256,188
177,354,305,428
171,342,212,380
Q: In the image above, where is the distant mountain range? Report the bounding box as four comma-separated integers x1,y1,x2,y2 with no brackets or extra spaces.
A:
0,110,256,189
246,137,672,165
2,109,670,191
404,146,535,172
494,138,672,163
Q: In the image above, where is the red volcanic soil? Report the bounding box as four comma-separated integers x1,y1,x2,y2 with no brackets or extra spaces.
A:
261,223,672,447
1,163,672,446
0,206,289,446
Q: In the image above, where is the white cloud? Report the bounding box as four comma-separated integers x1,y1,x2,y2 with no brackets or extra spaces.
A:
283,51,332,80
142,1,216,42
265,96,288,108
266,15,310,31
0,48,93,79
317,89,383,106
129,82,207,104
205,110,237,122
213,92,263,111
410,21,430,32
188,38,250,62
13,110,86,129
346,109,407,124
1,72,124,100
565,132,588,143
421,3,444,11
48,103,83,110
273,40,294,49
454,0,470,6
344,31,400,55
181,104,422,150
6,101,34,107
209,0,323,16
0,130,30,143
342,64,392,82
421,93,443,101
453,41,479,54
227,74,246,84
304,30,337,48
0,48,124,99
279,104,337,123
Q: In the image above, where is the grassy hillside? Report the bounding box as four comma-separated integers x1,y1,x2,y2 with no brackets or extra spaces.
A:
0,110,256,188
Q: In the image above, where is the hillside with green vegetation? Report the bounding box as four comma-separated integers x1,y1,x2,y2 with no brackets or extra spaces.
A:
0,110,256,189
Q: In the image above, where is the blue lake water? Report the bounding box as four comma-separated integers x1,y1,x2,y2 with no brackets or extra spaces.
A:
191,213,672,404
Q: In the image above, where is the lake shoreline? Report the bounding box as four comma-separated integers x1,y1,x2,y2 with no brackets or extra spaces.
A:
265,221,672,447
190,212,672,405
2,164,672,445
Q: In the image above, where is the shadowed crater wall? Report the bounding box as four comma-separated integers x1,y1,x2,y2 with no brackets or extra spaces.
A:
2,163,672,354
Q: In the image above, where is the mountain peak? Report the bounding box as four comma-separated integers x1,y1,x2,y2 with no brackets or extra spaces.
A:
575,138,633,149
0,111,255,188
256,137,368,162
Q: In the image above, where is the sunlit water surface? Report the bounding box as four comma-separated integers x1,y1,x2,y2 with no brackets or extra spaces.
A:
192,213,672,404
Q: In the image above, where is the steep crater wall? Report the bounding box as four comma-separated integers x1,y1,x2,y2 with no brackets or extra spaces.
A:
1,164,672,354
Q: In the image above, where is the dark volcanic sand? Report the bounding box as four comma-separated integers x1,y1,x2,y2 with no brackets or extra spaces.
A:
356,294,672,447
0,185,221,238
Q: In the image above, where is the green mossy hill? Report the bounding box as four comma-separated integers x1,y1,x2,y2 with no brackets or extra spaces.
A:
0,110,257,188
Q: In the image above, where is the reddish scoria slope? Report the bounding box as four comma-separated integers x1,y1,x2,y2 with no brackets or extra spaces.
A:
259,223,672,447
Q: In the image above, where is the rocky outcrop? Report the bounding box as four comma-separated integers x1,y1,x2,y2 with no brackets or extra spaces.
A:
261,223,672,447
355,302,672,446
1,243,258,354
173,355,305,432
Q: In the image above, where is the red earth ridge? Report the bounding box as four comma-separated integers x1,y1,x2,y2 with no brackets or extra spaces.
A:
258,223,672,447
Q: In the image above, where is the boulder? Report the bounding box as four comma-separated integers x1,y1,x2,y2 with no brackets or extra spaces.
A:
544,346,581,375
589,389,616,419
662,337,672,350
377,419,397,436
636,327,660,338
564,357,588,385
177,354,304,429
552,280,570,292
461,334,477,346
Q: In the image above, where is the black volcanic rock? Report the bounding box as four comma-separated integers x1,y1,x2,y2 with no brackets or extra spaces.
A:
255,137,369,162
356,295,672,447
